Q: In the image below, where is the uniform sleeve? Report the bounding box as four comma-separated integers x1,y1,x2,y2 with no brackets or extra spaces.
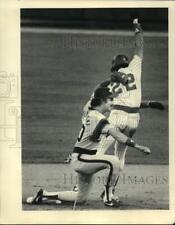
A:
129,55,142,71
128,55,142,79
81,100,91,123
90,119,109,142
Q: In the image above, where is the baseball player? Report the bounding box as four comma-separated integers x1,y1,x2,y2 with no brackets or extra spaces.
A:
80,19,164,197
26,87,150,207
96,19,148,168
100,19,144,166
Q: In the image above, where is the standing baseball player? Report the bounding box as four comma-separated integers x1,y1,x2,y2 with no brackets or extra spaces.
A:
26,87,150,207
81,19,164,198
96,18,144,170
84,18,164,156
63,19,164,199
93,19,146,200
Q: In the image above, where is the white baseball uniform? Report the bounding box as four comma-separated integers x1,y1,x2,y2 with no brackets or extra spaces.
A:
97,55,142,170
45,109,121,203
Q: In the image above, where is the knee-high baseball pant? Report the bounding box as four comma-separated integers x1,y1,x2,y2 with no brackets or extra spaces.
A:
56,153,120,203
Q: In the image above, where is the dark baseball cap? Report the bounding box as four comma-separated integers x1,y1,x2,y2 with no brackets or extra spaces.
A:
111,54,129,72
94,87,114,100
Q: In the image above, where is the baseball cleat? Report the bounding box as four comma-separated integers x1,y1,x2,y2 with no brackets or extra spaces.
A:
64,154,72,164
101,188,120,203
104,199,120,207
72,185,78,192
113,195,120,203
133,18,138,24
26,189,43,204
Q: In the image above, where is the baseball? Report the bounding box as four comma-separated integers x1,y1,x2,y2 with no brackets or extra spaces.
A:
133,18,138,24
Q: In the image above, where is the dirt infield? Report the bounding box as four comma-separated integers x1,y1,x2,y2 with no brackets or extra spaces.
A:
22,163,168,210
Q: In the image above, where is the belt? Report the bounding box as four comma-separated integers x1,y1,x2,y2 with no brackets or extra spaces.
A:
113,105,139,113
73,147,97,155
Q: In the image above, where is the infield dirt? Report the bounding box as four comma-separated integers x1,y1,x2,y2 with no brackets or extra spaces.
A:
22,163,168,210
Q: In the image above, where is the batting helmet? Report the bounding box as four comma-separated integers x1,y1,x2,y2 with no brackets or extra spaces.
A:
111,54,129,72
94,87,113,100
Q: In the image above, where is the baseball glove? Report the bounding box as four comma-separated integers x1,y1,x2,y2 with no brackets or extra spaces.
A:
148,101,165,110
111,71,128,85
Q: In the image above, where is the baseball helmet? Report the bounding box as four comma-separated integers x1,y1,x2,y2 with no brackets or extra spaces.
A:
111,54,129,72
94,87,113,101
91,87,113,108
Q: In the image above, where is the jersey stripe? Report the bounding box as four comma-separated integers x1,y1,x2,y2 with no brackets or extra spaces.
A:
90,119,109,142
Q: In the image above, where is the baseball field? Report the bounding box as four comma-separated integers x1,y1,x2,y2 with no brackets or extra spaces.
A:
22,28,168,210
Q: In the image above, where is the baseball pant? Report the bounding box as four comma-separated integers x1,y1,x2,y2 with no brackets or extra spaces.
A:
56,153,121,203
41,153,120,204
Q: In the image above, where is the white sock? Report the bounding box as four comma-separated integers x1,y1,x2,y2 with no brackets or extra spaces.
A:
43,190,59,197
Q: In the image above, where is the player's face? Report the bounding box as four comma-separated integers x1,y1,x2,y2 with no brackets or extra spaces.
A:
104,97,114,112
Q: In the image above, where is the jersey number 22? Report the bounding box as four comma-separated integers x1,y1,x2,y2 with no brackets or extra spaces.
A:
112,73,136,96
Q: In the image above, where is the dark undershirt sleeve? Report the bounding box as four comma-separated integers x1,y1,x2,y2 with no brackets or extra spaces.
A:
90,119,109,142
97,79,111,88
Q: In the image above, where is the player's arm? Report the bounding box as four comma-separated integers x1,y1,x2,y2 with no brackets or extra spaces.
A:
133,18,144,60
90,120,150,155
106,126,151,155
140,100,165,110
99,124,150,155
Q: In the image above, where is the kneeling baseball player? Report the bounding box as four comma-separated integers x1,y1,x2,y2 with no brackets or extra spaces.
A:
26,87,150,208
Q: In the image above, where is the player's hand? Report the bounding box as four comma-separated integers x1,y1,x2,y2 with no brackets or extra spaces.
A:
133,18,143,33
135,144,151,155
148,101,165,110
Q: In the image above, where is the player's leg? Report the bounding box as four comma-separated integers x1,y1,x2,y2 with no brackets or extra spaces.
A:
114,141,128,171
109,111,128,170
97,110,127,155
26,155,120,206
96,111,127,205
99,155,121,206
56,154,120,206
112,113,139,194
41,189,78,203
50,173,93,204
26,173,93,205
75,173,93,203
117,113,140,170
76,154,120,180
77,154,121,206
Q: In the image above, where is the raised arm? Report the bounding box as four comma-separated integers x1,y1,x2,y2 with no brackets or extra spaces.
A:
133,18,144,60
